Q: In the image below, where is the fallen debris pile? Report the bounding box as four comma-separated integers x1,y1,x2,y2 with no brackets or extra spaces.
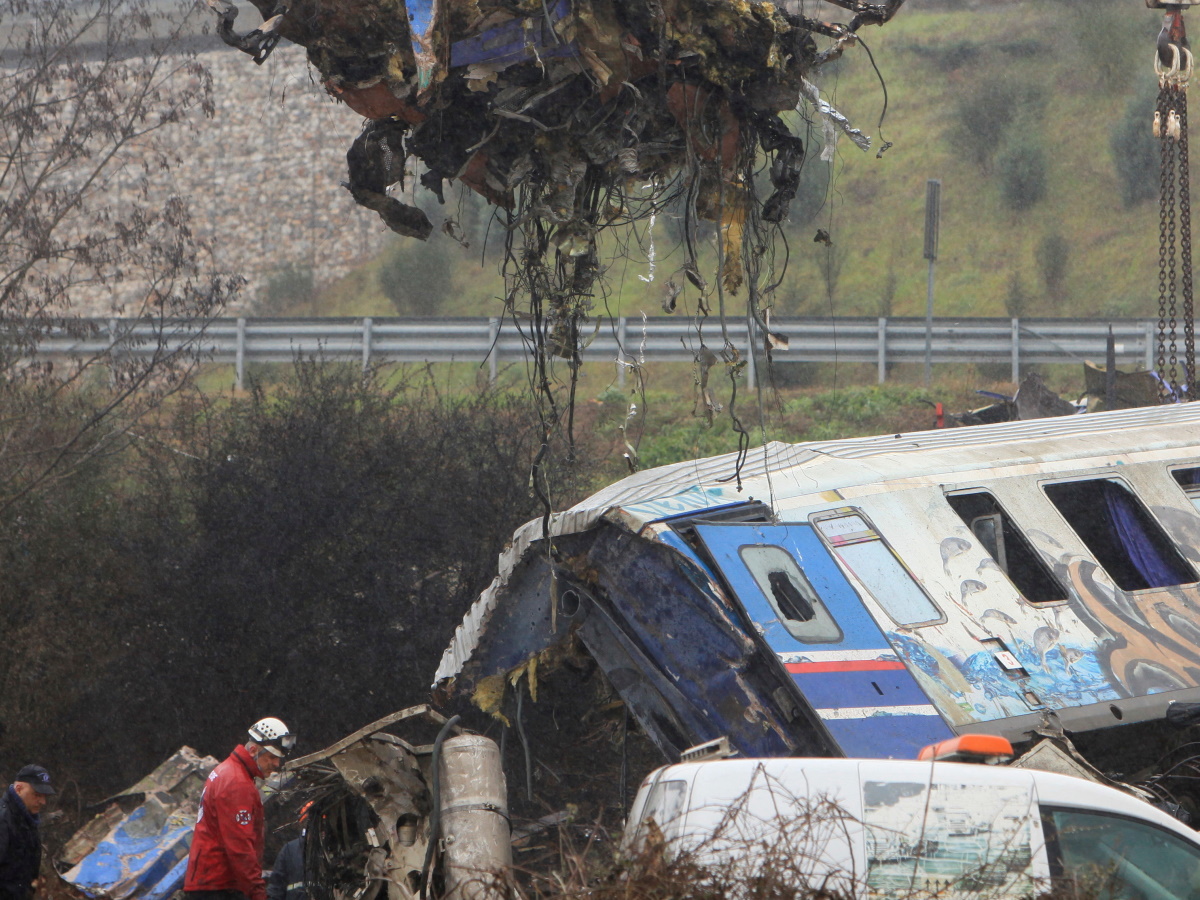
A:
57,710,514,900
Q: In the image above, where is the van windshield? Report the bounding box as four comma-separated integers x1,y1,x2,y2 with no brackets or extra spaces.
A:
1043,806,1200,899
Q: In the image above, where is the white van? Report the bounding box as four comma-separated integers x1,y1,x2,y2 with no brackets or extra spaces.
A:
625,756,1200,899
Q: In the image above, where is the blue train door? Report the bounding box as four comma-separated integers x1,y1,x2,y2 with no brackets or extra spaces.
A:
694,522,953,759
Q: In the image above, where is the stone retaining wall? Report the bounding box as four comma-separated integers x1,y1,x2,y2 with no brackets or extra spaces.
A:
82,44,391,315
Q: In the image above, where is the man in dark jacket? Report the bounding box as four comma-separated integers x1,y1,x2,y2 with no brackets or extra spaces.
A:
0,765,55,900
184,718,295,900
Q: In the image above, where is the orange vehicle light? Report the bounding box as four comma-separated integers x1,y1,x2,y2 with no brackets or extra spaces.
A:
918,734,1015,764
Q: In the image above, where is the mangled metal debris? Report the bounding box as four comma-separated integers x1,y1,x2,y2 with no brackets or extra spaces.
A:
207,0,903,240
286,706,511,900
434,403,1200,819
59,747,218,900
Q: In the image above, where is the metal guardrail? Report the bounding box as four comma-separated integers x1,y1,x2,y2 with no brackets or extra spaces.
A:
33,316,1168,389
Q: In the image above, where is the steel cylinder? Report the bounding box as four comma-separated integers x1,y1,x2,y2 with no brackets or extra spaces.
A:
438,734,511,900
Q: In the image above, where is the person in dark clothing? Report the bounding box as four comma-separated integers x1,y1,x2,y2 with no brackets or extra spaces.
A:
265,837,305,900
267,801,308,900
0,765,55,900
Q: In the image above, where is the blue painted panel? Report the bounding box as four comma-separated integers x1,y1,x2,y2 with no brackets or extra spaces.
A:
65,805,193,900
584,533,799,758
695,523,888,654
655,530,720,582
142,856,189,900
824,715,953,761
792,669,931,710
408,0,435,45
450,0,577,68
695,523,954,758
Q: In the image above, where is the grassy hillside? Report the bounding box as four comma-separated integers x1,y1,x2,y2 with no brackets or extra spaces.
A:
312,0,1168,324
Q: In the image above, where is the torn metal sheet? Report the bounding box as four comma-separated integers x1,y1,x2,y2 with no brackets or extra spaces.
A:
436,403,1200,806
59,747,218,900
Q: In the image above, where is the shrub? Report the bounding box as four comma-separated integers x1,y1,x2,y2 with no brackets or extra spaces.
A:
1036,232,1071,302
952,80,1044,173
262,264,315,315
1005,271,1031,318
6,364,569,802
997,133,1049,210
1111,77,1160,207
378,236,454,315
1062,0,1153,90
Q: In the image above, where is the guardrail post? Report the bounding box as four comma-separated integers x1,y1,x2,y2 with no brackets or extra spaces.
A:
108,318,119,387
1011,318,1020,383
878,317,887,384
617,316,627,389
236,317,246,390
745,322,756,390
487,317,499,385
362,317,373,372
1146,320,1155,371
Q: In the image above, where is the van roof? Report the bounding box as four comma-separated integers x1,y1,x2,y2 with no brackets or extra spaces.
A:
645,757,1195,841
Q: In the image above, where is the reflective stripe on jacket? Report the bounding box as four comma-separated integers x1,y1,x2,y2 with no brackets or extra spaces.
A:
184,746,266,900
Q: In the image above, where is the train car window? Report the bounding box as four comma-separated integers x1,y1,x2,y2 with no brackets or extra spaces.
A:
812,511,944,626
739,546,843,643
945,491,1068,604
1044,478,1197,591
1172,466,1200,512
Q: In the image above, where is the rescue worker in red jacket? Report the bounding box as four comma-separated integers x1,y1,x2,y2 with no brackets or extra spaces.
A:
184,718,296,900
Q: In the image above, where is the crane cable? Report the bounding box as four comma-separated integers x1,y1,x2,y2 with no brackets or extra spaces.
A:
1155,8,1196,399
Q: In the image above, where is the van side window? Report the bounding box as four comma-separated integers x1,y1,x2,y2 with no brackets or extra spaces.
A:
1042,807,1200,899
738,546,843,644
1043,478,1197,591
1172,466,1200,512
945,491,1067,604
634,779,688,843
812,512,943,626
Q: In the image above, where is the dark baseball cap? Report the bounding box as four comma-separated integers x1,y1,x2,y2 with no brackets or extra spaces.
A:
15,765,55,795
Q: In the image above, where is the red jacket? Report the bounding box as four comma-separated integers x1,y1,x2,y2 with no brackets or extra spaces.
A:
184,746,267,900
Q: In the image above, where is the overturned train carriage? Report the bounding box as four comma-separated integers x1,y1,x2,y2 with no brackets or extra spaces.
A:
435,403,1200,787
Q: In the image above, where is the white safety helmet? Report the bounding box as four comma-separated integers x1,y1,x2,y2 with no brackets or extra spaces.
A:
248,717,296,758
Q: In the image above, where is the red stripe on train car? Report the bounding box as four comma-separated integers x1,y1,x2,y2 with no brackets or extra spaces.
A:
785,660,907,673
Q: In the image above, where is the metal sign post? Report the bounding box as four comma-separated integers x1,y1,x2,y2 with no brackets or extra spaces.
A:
923,179,941,386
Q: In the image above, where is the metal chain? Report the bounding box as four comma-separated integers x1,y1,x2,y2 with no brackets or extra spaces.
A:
1168,90,1180,393
1180,89,1196,396
1159,82,1172,388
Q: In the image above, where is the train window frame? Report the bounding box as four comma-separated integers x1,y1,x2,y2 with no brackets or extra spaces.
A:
1042,475,1198,592
810,508,945,627
1170,465,1200,513
738,544,844,644
944,489,1069,605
